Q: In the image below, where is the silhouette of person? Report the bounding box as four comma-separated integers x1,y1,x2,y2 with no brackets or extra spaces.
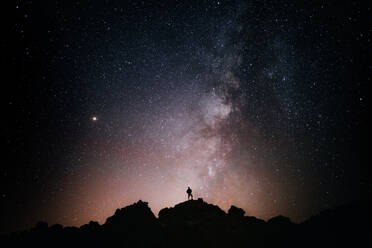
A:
187,186,193,200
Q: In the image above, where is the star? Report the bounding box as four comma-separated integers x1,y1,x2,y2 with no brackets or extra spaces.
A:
92,116,98,122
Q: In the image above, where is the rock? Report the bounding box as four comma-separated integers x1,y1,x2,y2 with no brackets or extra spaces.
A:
228,205,245,217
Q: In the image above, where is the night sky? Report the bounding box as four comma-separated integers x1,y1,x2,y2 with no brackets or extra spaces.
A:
4,0,370,233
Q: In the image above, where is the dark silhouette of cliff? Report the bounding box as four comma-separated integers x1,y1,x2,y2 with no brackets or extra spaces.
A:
1,198,369,247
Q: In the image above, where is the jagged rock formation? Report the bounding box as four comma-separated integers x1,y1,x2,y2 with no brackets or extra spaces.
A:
1,198,368,248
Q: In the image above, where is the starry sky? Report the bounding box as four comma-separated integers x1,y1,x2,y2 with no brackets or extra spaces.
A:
4,0,370,233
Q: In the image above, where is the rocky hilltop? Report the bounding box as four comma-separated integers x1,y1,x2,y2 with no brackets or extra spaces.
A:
1,198,368,247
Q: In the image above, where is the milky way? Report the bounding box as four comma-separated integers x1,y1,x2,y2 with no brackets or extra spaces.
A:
5,0,369,232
